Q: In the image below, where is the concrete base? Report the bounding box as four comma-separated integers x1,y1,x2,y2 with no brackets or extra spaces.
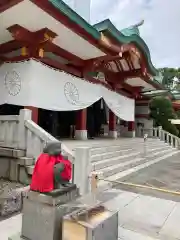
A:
75,130,87,140
126,131,135,138
109,131,118,139
22,188,78,240
9,186,79,240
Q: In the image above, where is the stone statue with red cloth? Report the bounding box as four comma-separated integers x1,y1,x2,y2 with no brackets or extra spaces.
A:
30,141,72,193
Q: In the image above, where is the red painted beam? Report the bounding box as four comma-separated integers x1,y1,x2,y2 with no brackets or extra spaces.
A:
0,40,23,54
7,24,32,43
7,24,58,44
44,42,84,66
116,83,142,98
0,39,84,66
86,54,122,65
0,55,30,62
0,0,23,13
104,68,143,83
5,24,85,66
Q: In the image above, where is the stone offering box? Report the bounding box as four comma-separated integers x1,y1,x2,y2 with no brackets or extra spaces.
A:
62,205,118,240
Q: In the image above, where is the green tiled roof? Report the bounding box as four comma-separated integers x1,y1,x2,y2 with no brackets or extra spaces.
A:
49,0,100,40
94,19,157,76
121,26,140,37
48,1,158,77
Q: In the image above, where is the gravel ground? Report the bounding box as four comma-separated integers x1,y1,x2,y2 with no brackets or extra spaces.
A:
0,179,25,220
0,179,24,195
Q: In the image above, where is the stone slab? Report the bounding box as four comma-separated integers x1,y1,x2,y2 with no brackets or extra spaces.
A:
119,194,176,236
118,227,159,240
104,191,138,212
0,214,22,240
8,232,22,240
159,202,180,239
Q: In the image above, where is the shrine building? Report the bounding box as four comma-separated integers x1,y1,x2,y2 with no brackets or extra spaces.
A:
0,0,163,140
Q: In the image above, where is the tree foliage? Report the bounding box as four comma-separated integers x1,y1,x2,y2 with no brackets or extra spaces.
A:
159,68,180,90
149,97,179,136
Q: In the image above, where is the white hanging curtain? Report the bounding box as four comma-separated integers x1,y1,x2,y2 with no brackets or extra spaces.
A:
28,60,102,110
0,59,134,121
102,87,135,122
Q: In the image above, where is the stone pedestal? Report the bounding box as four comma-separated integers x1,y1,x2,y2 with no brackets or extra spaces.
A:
9,185,79,240
75,129,88,140
126,130,135,138
109,110,117,139
75,109,87,140
109,130,118,139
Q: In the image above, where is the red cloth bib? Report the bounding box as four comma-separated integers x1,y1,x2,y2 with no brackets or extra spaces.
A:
30,153,72,192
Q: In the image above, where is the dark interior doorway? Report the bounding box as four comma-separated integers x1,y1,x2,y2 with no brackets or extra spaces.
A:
38,109,75,138
38,99,107,139
87,99,107,138
0,104,23,115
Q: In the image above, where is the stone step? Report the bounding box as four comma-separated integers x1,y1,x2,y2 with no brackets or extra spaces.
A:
26,165,34,175
96,148,174,179
98,149,179,191
0,147,26,158
92,152,141,171
91,148,135,162
90,141,168,155
16,157,34,166
92,145,170,171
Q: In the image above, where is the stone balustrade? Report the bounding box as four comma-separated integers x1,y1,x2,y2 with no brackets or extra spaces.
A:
0,115,19,148
137,126,180,150
0,109,93,193
0,109,74,161
158,128,180,149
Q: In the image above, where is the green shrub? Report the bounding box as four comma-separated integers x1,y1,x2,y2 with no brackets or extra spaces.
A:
149,97,179,136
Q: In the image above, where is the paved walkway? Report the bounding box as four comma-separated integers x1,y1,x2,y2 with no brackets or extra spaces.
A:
2,189,180,240
117,152,180,202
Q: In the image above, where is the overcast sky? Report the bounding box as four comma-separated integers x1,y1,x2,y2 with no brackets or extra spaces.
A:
90,0,180,69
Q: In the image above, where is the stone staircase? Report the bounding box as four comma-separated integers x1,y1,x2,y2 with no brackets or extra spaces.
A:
0,138,179,191
0,147,34,184
89,138,180,190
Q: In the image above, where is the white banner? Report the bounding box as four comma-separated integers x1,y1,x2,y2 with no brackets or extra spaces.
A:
102,88,134,121
0,60,134,121
0,61,33,106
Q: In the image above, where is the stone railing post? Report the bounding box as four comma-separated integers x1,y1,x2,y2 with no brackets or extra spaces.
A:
172,135,176,148
175,137,180,150
74,147,91,195
18,109,32,149
169,134,172,146
158,126,162,140
154,128,157,138
168,134,171,146
161,130,165,142
156,127,159,138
